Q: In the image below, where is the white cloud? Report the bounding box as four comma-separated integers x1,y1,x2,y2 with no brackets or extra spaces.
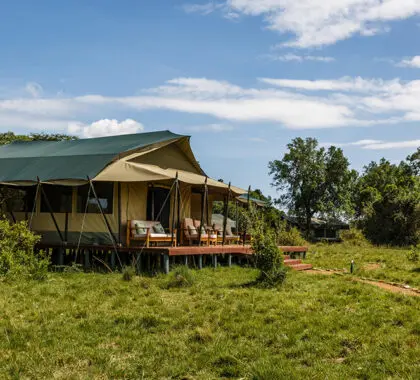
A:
2,75,420,133
186,123,235,132
185,0,420,48
323,139,420,150
397,56,420,68
182,2,224,15
25,82,43,98
265,53,335,62
259,77,402,93
362,140,420,150
67,119,144,138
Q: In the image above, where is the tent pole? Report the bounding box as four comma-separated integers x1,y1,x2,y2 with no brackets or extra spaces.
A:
222,182,231,246
235,200,238,236
29,182,40,230
243,185,251,246
117,182,122,246
38,178,65,243
171,173,178,247
88,177,121,266
64,212,69,242
198,177,208,246
151,184,155,220
176,179,181,246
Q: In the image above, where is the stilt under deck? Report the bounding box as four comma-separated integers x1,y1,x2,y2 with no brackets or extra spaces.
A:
36,243,309,273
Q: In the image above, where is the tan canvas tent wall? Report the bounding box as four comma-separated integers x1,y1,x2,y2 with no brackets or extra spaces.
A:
0,131,246,246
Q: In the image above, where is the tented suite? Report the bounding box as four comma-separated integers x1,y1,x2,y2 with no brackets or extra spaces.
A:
0,131,246,247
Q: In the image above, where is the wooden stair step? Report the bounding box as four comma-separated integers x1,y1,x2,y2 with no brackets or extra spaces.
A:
283,255,291,260
284,259,302,265
288,263,313,271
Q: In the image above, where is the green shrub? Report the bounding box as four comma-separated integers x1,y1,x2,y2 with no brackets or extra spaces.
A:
340,228,369,246
0,219,49,280
122,266,135,281
276,225,307,246
251,218,287,287
407,245,419,263
165,265,195,288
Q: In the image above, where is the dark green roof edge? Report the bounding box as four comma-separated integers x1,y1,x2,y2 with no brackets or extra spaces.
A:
0,130,188,182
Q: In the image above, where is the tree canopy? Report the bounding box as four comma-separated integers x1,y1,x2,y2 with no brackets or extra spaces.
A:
355,157,420,246
268,137,357,236
0,131,78,145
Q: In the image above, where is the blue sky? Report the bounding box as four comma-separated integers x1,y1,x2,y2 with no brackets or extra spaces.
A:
1,0,420,198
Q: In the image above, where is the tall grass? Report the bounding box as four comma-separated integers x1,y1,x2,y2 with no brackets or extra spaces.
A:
0,264,419,379
308,243,420,287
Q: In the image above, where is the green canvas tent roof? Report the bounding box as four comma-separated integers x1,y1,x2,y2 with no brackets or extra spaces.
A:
237,194,267,207
0,131,192,184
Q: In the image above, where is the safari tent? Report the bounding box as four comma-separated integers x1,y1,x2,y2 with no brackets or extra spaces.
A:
0,131,246,247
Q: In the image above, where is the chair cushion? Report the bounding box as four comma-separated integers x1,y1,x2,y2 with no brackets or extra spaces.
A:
150,233,170,238
209,234,217,239
153,223,165,234
188,226,198,237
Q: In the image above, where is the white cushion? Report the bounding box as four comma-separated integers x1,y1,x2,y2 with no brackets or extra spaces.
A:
150,233,171,238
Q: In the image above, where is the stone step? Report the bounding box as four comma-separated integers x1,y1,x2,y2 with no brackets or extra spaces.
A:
284,259,302,265
288,263,313,271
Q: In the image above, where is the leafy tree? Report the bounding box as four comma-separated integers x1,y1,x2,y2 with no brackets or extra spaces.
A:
269,138,357,237
0,131,77,145
355,157,420,246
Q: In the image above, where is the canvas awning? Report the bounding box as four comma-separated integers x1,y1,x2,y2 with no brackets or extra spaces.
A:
94,161,246,195
0,131,247,195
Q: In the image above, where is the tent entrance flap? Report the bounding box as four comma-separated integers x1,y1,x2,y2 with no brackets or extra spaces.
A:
147,186,171,228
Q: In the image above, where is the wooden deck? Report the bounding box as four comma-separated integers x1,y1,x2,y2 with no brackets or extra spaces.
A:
36,243,307,256
35,243,309,272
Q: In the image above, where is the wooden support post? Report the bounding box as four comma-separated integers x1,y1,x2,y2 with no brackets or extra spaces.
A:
147,254,151,272
136,252,142,274
163,254,170,274
110,251,116,270
228,254,232,267
58,247,64,267
84,250,90,269
198,255,203,269
212,255,217,268
184,255,188,267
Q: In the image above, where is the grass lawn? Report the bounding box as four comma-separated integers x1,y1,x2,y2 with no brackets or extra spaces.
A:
307,244,420,288
1,260,419,379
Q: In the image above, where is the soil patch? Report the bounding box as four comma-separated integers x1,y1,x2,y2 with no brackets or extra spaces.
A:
363,263,381,271
357,279,420,297
304,269,420,297
305,269,343,275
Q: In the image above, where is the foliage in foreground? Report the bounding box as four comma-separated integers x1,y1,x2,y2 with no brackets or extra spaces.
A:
407,245,419,263
0,267,418,379
339,228,369,246
0,220,49,280
276,220,308,246
251,216,287,287
164,265,195,288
